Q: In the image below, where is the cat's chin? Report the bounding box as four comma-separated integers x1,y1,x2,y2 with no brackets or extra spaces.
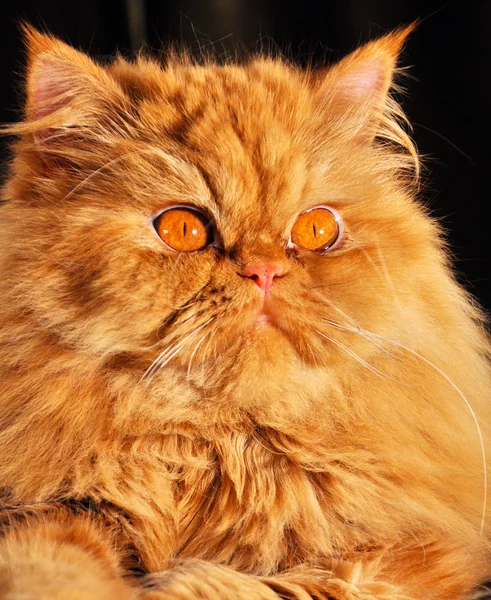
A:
249,313,292,343
254,314,273,325
240,308,316,365
247,319,285,344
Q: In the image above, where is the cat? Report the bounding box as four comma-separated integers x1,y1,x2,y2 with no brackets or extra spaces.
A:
0,23,490,600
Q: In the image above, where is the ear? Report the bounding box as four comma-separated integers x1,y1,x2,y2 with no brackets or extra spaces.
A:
315,24,415,144
22,25,128,148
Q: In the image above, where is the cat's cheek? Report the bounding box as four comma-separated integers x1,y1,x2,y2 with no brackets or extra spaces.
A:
169,257,217,306
43,244,217,355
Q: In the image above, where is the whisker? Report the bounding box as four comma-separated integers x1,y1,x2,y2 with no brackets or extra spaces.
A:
323,316,487,535
61,149,153,202
187,329,212,380
366,330,488,535
323,318,400,361
140,339,184,385
143,284,212,350
323,318,361,335
313,294,361,330
367,236,410,338
155,320,213,376
60,145,191,202
200,324,221,383
141,319,213,386
317,330,389,379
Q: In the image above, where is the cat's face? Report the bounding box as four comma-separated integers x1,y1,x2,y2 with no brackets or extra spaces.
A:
2,26,441,414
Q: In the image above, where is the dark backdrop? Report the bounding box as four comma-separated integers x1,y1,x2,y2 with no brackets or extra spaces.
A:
1,1,489,312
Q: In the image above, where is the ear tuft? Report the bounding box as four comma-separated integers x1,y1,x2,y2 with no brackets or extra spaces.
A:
21,24,125,128
21,23,60,63
315,24,416,144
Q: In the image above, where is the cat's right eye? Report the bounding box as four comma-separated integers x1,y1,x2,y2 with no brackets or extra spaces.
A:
153,206,214,252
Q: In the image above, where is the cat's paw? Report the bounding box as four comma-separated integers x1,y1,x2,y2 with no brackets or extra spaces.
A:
0,557,137,600
140,569,381,600
139,562,280,600
267,576,377,600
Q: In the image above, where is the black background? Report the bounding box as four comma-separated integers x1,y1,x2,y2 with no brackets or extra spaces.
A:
0,1,489,312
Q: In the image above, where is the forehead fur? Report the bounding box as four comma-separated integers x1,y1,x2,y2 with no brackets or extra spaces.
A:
110,55,314,135
108,57,323,225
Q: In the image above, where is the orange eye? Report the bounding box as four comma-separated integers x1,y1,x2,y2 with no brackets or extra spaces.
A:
290,207,341,252
154,207,213,252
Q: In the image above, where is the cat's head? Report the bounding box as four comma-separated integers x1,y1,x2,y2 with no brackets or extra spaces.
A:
2,25,454,423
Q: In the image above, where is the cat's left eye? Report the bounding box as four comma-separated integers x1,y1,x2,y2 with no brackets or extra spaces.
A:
290,206,343,253
153,206,213,252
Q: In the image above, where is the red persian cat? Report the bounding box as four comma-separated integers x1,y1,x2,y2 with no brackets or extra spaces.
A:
0,24,490,600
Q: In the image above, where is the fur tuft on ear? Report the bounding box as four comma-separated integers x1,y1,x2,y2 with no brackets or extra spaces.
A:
18,25,130,149
315,24,416,146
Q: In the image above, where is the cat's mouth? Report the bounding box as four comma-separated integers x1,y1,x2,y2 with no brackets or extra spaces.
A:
253,296,279,327
256,313,273,324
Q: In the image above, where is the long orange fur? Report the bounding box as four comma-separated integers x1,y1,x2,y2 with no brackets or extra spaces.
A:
0,25,490,599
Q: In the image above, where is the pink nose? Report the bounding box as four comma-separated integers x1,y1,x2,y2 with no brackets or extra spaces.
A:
240,262,286,293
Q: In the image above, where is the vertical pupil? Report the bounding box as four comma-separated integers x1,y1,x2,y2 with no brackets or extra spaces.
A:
313,223,317,238
183,220,187,236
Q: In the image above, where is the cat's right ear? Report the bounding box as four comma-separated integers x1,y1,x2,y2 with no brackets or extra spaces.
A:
22,25,128,148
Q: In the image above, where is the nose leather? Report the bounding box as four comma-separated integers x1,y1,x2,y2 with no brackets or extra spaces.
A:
240,262,286,293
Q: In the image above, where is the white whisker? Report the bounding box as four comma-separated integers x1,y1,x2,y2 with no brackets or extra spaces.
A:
314,294,361,330
323,318,398,361
364,237,411,339
61,149,152,202
141,319,212,386
141,345,176,386
317,330,389,379
141,339,184,383
143,340,187,388
322,316,487,535
367,330,488,535
200,324,220,382
61,145,191,202
187,329,212,380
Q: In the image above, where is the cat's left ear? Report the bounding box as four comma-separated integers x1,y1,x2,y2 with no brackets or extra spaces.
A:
314,24,415,144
